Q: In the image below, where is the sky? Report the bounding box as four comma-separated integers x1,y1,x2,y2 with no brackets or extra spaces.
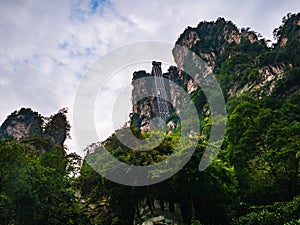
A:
0,0,299,154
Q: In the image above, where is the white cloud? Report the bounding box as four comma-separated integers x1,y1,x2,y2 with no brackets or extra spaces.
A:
0,0,299,154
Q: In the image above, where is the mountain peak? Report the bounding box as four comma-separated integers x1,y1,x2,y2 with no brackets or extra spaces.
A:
0,108,42,140
173,17,264,70
0,108,69,147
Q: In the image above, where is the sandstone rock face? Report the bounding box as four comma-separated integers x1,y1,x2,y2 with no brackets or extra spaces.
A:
0,108,69,147
0,108,42,140
44,110,69,147
131,70,158,131
130,28,269,131
173,18,243,70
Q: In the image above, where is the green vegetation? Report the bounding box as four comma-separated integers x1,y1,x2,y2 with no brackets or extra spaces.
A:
0,110,86,225
77,13,300,225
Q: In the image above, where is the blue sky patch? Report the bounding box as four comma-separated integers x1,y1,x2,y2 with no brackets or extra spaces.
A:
91,0,99,13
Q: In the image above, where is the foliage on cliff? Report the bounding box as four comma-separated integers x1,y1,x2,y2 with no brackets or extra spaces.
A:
0,109,85,225
79,13,300,225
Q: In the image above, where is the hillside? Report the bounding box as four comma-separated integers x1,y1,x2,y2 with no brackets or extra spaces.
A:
0,13,300,225
80,13,300,225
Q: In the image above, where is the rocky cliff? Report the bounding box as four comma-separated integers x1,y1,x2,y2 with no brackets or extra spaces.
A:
124,14,300,225
130,67,181,131
173,17,279,97
130,18,267,131
0,108,43,140
130,14,300,133
0,108,69,148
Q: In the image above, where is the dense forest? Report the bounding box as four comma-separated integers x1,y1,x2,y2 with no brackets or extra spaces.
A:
1,13,300,225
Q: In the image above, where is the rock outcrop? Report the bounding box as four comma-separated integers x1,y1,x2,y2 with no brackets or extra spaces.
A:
0,108,43,140
0,108,69,148
130,68,176,131
128,15,300,224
